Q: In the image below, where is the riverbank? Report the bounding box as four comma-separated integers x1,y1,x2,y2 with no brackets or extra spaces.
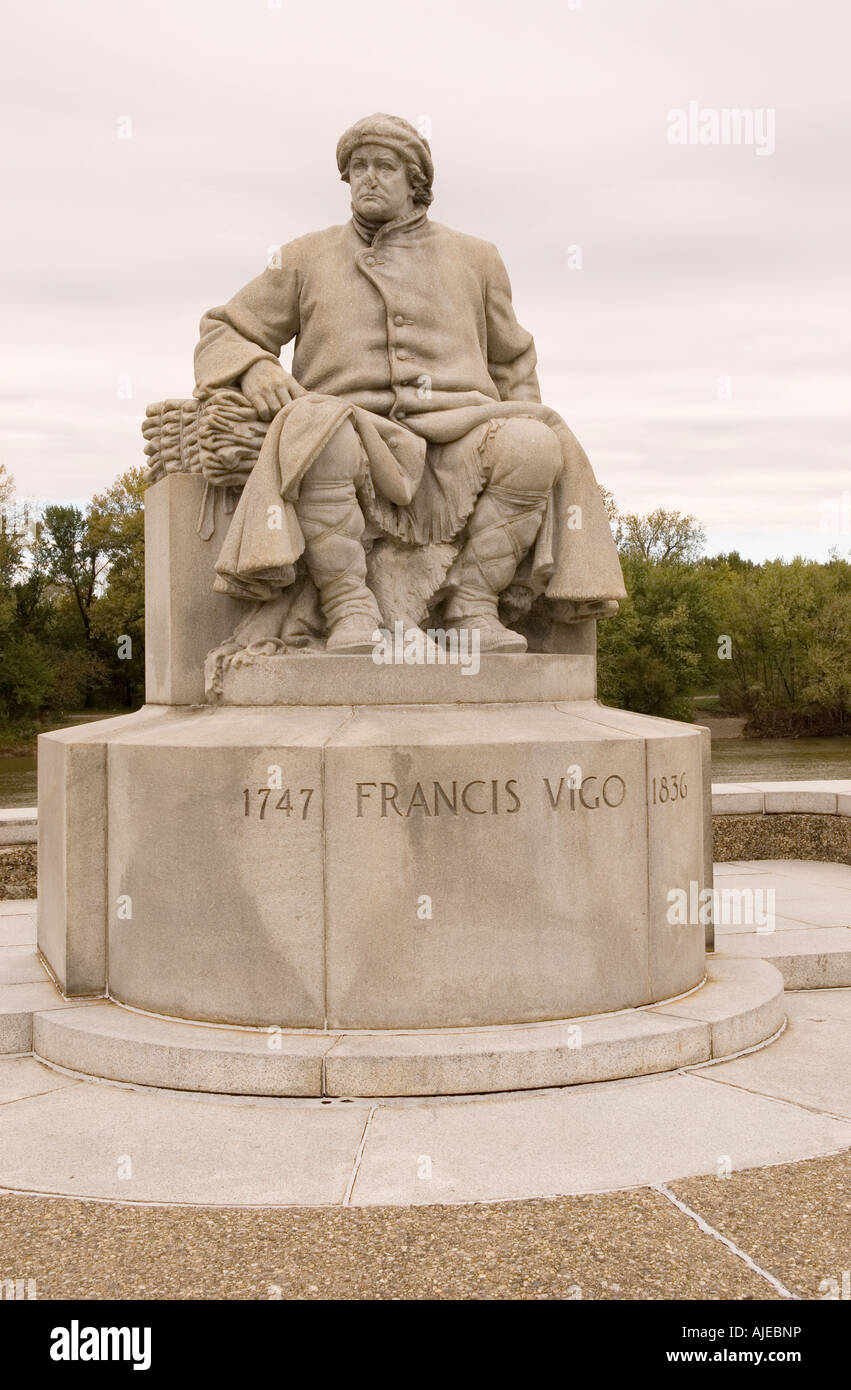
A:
0,710,128,758
692,711,748,739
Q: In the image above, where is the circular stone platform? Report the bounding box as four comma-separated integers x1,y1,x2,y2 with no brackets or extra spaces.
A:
30,957,784,1097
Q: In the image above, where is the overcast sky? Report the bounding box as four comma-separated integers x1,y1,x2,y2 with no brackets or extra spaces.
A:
3,0,849,559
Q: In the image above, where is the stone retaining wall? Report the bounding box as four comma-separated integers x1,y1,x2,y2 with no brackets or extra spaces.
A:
711,781,851,864
0,846,37,899
713,812,851,864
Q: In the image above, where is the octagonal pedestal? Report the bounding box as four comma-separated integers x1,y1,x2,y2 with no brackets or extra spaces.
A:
39,696,710,1036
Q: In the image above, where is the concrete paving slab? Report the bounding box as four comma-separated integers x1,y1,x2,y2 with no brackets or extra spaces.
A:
717,862,851,885
760,862,851,887
749,780,851,793
0,948,51,986
0,900,37,916
767,898,851,928
768,871,851,891
718,928,851,953
715,869,851,900
713,790,765,814
783,989,851,1023
768,885,851,909
349,1073,851,1205
716,911,820,935
692,1016,851,1120
0,1056,79,1105
0,916,37,947
0,1084,367,1205
763,789,839,814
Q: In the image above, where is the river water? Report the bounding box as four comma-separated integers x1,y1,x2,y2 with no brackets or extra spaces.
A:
1,734,848,809
710,736,850,783
0,754,37,809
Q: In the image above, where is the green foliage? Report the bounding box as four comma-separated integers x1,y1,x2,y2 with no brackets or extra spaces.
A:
597,551,718,721
87,468,146,706
0,465,146,724
711,555,851,734
0,632,54,718
597,492,850,733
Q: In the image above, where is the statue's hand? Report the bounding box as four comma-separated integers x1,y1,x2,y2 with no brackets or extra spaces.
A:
241,360,301,421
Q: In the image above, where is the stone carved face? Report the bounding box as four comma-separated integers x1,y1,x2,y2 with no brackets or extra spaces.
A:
348,143,415,223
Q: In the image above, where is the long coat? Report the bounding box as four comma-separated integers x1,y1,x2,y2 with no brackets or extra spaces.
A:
194,212,625,603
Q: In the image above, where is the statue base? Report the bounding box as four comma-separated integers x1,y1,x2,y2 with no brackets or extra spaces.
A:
38,695,713,1051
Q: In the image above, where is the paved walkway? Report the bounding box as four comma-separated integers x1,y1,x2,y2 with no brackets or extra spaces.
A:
2,1151,848,1299
713,859,851,985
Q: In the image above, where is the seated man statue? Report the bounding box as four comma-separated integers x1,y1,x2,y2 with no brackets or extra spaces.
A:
193,113,624,658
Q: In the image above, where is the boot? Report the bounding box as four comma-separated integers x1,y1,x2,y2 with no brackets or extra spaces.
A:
442,487,547,653
297,479,384,654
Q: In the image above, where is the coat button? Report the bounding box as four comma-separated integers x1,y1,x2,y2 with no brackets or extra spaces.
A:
364,255,376,265
393,314,405,325
396,348,408,360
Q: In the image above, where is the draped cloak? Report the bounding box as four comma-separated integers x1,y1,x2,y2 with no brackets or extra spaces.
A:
193,209,626,605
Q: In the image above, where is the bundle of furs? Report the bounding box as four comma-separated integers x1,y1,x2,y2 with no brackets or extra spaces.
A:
142,391,266,486
366,537,459,629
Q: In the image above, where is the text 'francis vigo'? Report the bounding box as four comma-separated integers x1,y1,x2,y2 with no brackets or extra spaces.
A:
354,774,628,818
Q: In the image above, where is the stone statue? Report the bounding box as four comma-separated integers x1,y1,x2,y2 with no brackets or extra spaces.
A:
148,113,625,671
35,116,712,1082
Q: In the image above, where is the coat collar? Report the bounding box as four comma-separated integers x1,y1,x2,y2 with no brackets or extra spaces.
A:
351,205,429,245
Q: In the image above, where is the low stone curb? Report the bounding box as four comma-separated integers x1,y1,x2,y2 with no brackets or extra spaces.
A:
711,780,851,866
0,809,37,847
26,957,783,1098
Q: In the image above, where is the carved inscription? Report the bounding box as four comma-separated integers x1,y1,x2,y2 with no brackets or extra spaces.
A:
242,787,315,819
650,773,688,805
354,774,628,818
356,780,520,818
543,775,627,811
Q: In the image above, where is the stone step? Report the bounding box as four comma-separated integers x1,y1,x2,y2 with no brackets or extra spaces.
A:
718,934,851,989
32,958,785,1098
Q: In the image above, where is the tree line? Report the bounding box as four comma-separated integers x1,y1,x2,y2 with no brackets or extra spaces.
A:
597,498,851,734
0,463,145,744
1,464,848,741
